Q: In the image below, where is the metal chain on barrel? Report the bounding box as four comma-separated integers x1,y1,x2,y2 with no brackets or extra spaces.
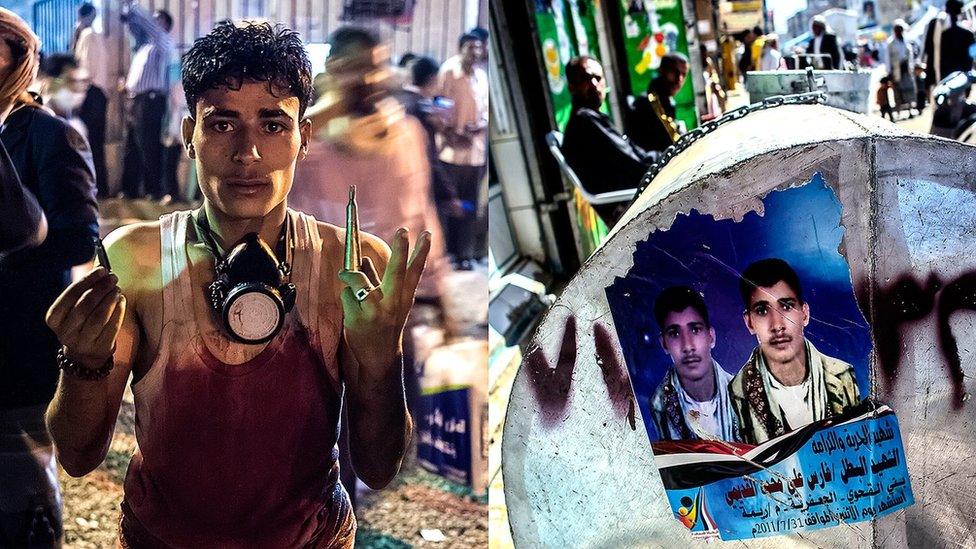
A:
631,91,828,200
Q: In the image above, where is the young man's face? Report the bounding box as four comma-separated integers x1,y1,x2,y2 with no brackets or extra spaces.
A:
743,280,810,367
183,79,310,221
660,306,716,384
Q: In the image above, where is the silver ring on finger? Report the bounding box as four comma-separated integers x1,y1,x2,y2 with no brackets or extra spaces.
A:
354,286,375,303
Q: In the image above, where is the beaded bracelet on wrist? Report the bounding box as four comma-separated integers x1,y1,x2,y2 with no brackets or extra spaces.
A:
57,345,114,381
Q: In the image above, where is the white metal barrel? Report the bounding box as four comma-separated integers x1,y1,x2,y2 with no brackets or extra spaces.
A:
503,103,976,547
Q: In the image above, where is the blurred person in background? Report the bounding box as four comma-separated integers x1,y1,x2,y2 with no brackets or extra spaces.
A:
0,8,98,546
807,16,842,70
0,10,46,255
295,27,446,301
628,51,687,152
877,75,896,121
738,27,758,75
720,26,738,90
293,28,449,508
396,51,418,87
119,2,174,201
39,54,91,138
760,34,785,71
436,31,487,270
914,63,928,110
471,26,489,67
749,27,765,72
161,60,188,203
72,2,110,198
923,0,975,90
392,53,423,114
394,56,457,214
887,20,916,112
562,55,657,226
700,46,726,121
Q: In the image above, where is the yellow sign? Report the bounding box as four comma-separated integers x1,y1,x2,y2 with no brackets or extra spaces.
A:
730,0,762,11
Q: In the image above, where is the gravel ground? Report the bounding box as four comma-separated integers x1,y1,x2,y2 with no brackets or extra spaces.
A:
60,401,135,548
356,460,488,548
60,401,487,548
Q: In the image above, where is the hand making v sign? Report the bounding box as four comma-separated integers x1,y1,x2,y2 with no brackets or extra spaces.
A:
337,186,431,385
338,226,431,385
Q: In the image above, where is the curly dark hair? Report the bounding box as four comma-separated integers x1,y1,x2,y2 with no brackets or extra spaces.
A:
182,21,314,118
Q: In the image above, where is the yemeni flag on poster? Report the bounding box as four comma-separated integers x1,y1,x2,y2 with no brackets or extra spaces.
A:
655,405,913,541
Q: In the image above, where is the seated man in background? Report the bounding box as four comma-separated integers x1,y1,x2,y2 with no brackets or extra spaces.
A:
628,52,688,152
562,55,657,226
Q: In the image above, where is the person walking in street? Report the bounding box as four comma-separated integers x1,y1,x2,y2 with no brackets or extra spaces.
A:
436,31,488,270
923,0,975,90
887,20,916,111
72,3,110,198
119,2,173,201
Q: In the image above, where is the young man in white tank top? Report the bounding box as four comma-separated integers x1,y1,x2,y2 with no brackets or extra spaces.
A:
42,21,429,546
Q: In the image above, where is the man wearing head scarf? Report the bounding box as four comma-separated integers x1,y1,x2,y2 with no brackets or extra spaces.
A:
0,8,98,546
887,20,916,108
0,9,45,255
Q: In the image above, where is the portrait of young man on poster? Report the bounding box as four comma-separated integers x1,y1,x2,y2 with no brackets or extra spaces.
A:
729,258,862,445
649,285,738,442
605,179,912,542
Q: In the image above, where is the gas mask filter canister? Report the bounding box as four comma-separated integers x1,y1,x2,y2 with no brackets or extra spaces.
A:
196,213,297,344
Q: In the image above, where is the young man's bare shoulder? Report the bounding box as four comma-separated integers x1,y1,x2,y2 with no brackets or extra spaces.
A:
102,221,162,292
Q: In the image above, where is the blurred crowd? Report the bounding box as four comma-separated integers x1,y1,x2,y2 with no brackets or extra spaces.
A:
19,1,489,267
557,3,976,229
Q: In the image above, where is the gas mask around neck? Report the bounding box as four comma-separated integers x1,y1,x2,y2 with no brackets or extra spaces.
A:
196,212,297,344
